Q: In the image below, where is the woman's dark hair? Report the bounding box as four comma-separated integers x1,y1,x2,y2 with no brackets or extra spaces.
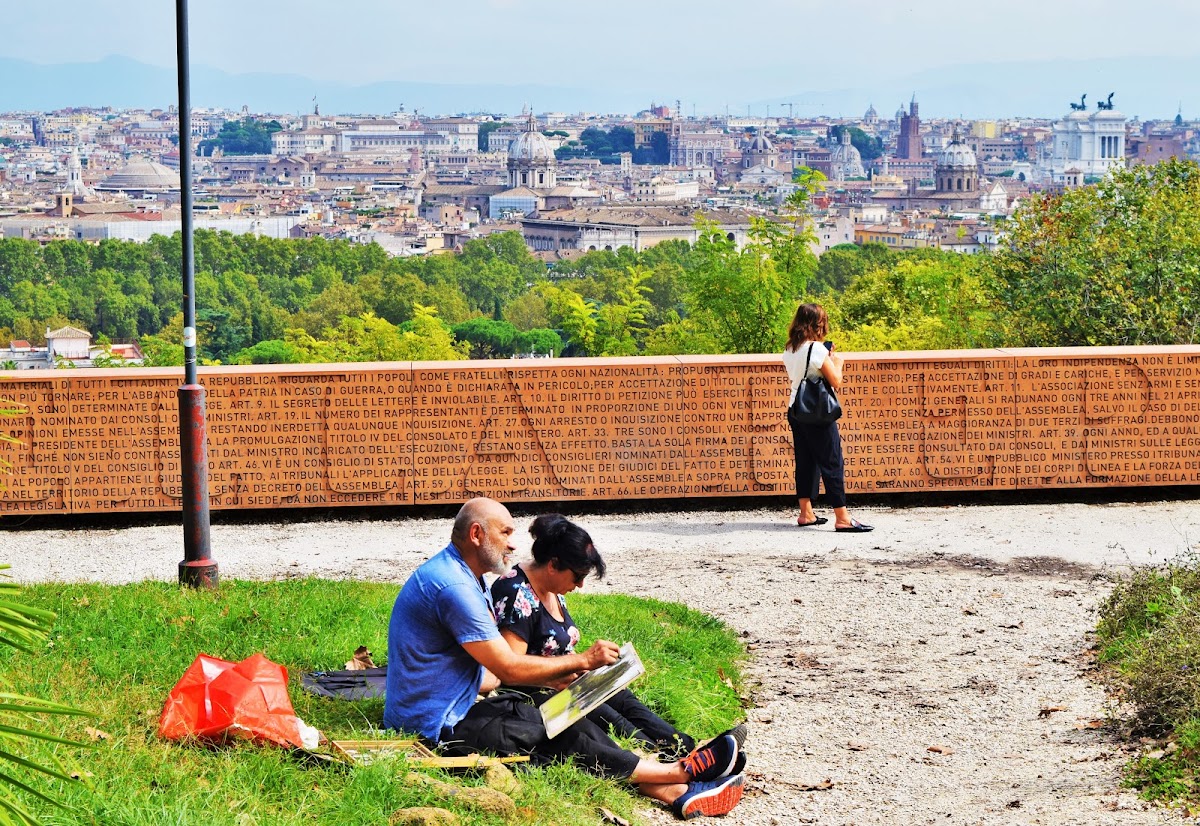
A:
786,303,829,353
529,514,605,581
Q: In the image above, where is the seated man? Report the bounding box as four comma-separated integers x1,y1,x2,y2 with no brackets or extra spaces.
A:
384,497,746,820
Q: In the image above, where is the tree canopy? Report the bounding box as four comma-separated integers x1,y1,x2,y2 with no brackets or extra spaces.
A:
199,118,283,156
3,160,1199,365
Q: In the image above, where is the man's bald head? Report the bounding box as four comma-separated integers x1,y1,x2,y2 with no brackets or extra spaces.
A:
452,497,510,545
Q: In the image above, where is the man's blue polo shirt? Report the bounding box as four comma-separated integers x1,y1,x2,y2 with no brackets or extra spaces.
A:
383,543,501,740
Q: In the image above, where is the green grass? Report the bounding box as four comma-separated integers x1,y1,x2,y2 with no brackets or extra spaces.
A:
0,579,745,825
1097,564,1200,813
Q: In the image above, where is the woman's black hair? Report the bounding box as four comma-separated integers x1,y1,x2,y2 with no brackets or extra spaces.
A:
529,513,606,581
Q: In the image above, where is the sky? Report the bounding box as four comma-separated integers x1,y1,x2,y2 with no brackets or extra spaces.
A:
5,0,1199,116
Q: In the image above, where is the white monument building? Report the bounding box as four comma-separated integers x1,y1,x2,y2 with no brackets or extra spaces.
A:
1050,94,1126,183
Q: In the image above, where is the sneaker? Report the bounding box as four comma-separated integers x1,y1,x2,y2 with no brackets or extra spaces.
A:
672,773,745,820
715,723,748,751
680,734,739,782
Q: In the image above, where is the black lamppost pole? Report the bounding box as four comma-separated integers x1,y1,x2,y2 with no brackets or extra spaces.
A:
175,0,218,588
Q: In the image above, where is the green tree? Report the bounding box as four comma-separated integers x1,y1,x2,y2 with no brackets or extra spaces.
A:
451,318,518,359
477,121,509,152
593,265,654,355
830,252,1001,350
539,284,598,356
987,157,1200,345
198,118,282,156
812,242,896,294
682,217,807,354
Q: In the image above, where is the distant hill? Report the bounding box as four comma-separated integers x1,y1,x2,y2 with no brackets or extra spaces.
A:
0,55,600,116
0,53,1194,120
755,56,1199,121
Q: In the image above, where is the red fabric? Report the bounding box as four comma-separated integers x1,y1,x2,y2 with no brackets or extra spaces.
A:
158,653,309,748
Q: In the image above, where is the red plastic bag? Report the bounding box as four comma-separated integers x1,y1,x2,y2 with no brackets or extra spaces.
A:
158,653,318,749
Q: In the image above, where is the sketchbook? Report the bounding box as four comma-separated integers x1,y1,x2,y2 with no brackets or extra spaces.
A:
539,643,645,739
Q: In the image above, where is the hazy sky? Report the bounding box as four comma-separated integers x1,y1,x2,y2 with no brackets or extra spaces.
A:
5,0,1198,112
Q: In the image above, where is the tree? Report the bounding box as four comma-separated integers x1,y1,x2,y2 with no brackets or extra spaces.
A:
593,265,654,356
230,339,304,365
682,218,806,354
396,305,469,360
811,242,896,294
198,118,282,156
987,157,1200,345
477,121,509,152
452,318,518,359
538,284,598,356
829,253,1002,351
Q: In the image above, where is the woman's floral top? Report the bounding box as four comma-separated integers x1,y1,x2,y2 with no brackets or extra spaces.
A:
490,565,580,657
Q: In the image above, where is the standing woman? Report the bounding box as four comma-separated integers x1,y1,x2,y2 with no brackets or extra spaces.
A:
783,303,873,532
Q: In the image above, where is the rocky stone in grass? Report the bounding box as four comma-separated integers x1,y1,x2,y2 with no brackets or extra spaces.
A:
388,807,459,826
405,772,517,818
483,761,523,797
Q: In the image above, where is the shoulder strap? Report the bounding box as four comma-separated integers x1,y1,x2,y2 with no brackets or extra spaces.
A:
802,342,815,378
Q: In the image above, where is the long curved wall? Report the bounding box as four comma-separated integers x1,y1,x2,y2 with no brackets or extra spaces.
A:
1,346,1198,515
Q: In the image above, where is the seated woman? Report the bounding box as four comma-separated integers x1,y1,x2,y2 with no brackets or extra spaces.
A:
491,513,738,761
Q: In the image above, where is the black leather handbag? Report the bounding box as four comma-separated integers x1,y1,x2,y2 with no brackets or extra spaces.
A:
787,343,843,425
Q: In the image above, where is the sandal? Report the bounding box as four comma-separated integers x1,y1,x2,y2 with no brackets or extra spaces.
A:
797,516,828,527
835,519,874,533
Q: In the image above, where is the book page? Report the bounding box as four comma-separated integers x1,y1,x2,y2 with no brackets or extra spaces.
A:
539,643,645,739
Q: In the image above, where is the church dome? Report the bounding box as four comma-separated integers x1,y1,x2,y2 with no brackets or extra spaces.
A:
508,130,554,164
865,103,878,119
97,159,180,191
744,134,774,153
829,131,865,180
937,137,977,169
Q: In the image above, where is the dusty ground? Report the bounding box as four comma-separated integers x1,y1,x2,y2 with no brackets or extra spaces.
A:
4,498,1200,825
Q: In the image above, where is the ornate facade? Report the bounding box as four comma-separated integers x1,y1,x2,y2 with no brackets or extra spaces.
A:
935,132,978,194
1050,99,1126,182
829,131,866,181
507,113,557,190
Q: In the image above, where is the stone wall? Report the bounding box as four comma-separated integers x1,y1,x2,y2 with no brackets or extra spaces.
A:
2,347,1198,515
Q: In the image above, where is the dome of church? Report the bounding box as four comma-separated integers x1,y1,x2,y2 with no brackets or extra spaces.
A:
937,137,977,169
97,159,180,190
744,134,774,153
865,103,878,119
508,130,555,164
829,131,865,180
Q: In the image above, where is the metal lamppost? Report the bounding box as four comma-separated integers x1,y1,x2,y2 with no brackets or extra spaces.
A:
175,0,218,588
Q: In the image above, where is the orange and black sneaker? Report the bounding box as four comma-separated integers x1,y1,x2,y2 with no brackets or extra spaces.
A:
671,773,745,820
680,733,740,782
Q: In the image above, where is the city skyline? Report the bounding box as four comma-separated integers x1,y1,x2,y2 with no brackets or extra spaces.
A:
3,1,1199,118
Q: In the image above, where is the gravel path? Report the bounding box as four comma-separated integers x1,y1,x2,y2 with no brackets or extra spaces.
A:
4,499,1199,825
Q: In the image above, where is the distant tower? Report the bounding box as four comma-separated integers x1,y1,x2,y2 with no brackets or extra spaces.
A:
65,146,86,197
897,96,922,161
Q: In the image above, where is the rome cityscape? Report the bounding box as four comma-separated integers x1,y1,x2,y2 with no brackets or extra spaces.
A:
3,3,1200,826
0,1,1197,365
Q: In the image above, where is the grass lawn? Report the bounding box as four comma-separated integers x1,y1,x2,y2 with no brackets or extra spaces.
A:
0,579,746,825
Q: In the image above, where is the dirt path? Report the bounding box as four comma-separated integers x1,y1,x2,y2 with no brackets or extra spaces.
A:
5,499,1199,824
